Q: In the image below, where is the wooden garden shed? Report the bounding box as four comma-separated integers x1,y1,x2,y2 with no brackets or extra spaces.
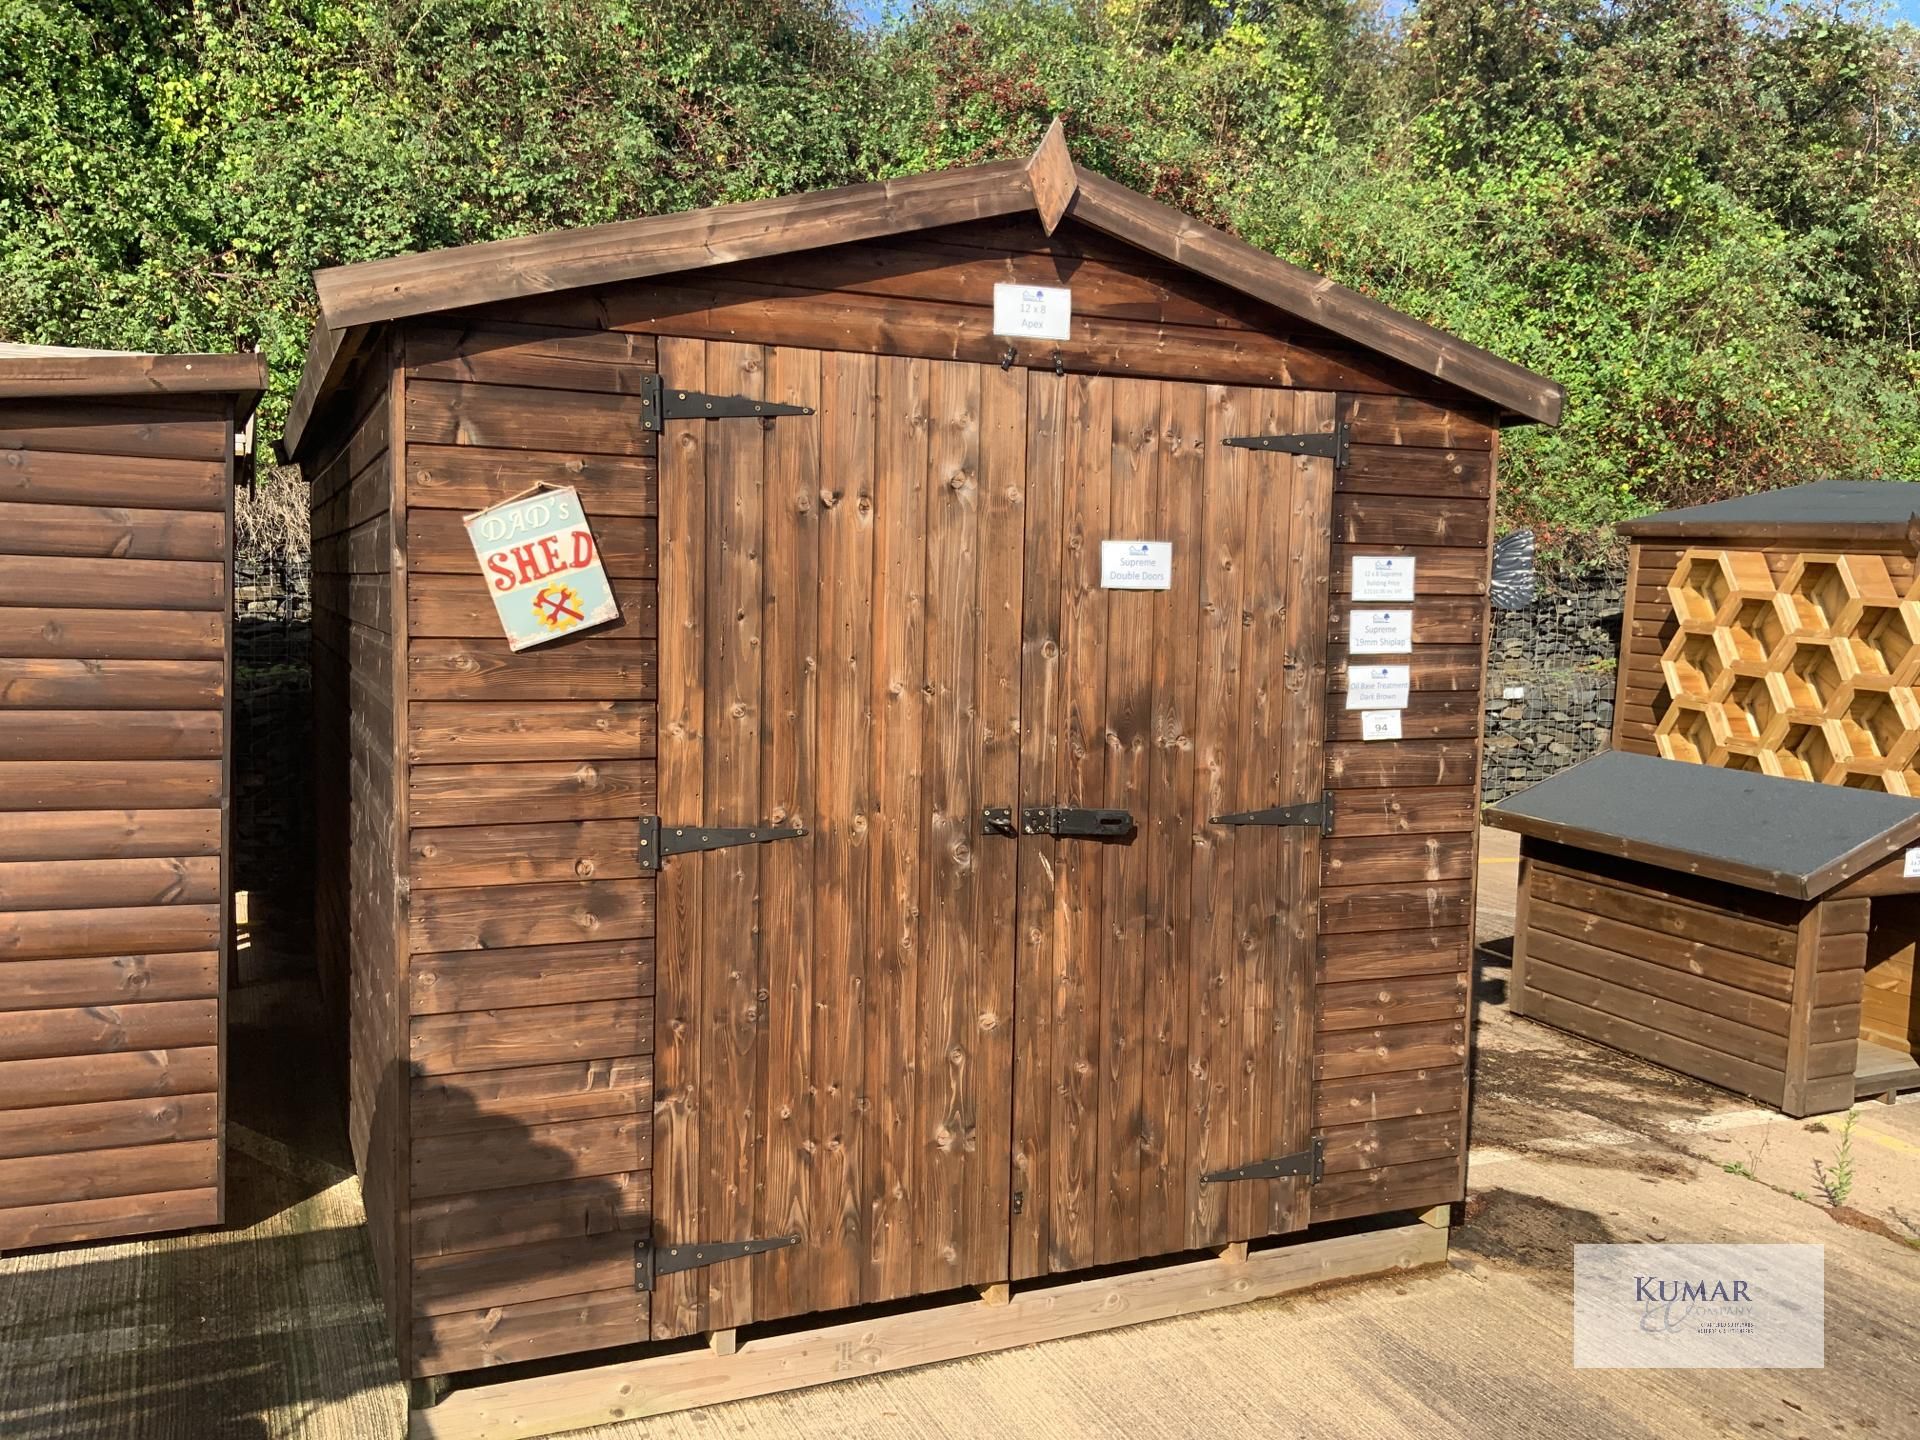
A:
1610,479,1920,1074
0,344,264,1251
1489,751,1920,1116
284,124,1562,1425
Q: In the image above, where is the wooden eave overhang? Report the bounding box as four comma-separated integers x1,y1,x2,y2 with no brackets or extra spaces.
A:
0,347,268,420
281,119,1564,458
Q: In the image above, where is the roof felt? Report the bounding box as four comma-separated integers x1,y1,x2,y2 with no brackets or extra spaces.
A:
1617,480,1920,537
1484,751,1920,900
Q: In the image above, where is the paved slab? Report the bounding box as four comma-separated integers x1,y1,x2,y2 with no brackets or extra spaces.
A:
2,842,1917,1440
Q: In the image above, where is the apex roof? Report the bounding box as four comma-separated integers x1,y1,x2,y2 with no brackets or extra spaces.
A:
284,119,1563,457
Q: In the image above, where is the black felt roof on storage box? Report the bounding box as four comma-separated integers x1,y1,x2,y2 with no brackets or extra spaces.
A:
1616,480,1920,542
1484,751,1920,900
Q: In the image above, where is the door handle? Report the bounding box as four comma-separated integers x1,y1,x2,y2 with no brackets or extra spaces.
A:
981,806,1134,838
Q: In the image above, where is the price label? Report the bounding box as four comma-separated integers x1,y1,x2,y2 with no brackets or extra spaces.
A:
1904,848,1920,880
1347,664,1411,711
1352,555,1416,602
1348,609,1413,655
1361,710,1402,741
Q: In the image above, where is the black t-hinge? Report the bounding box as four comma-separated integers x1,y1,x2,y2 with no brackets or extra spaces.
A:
639,372,816,432
635,1234,800,1292
637,815,807,872
1222,420,1349,469
1201,1137,1324,1187
1210,791,1334,837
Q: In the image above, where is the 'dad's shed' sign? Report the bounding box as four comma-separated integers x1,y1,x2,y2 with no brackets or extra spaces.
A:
465,485,618,651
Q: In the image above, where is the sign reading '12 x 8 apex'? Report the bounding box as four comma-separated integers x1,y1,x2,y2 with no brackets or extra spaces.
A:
465,485,620,651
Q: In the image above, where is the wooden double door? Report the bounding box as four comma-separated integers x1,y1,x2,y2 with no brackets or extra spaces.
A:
651,339,1334,1339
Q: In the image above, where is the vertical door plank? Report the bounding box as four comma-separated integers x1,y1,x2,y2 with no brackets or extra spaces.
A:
1185,383,1249,1249
757,346,821,1317
1273,388,1335,1235
1233,387,1295,1238
970,363,1026,1284
1010,373,1065,1279
917,360,982,1295
1095,379,1158,1265
812,351,877,1312
701,341,767,1332
653,336,709,1339
1143,380,1203,1258
1050,372,1111,1272
866,355,930,1301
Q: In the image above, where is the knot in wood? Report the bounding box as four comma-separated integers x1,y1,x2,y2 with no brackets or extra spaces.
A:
574,859,596,878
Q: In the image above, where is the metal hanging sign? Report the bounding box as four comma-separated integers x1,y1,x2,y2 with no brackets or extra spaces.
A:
465,484,619,651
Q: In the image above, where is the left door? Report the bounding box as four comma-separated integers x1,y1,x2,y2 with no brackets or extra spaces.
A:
649,341,1027,1338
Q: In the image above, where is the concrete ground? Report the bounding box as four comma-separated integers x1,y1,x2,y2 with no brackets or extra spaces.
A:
4,839,1919,1440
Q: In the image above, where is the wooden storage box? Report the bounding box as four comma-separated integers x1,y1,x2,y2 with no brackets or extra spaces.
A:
0,345,265,1250
285,126,1562,1394
1489,751,1920,1116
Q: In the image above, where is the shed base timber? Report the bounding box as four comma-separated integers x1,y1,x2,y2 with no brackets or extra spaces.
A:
408,1214,1449,1440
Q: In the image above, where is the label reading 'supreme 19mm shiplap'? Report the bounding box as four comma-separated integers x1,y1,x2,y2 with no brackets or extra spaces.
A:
1348,609,1413,655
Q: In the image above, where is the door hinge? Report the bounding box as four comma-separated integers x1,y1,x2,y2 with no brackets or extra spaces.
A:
983,806,1134,838
639,372,815,432
637,815,807,872
1210,791,1334,837
1223,420,1349,469
634,1233,799,1292
1201,1137,1324,1187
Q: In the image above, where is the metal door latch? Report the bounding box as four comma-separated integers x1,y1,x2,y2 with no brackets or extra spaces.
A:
1211,792,1334,837
635,1234,800,1292
982,806,1133,838
638,815,807,872
639,372,815,432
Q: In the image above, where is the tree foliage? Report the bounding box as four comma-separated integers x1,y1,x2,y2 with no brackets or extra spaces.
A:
3,0,1916,550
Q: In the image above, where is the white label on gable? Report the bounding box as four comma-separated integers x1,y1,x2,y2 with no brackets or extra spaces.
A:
993,283,1072,341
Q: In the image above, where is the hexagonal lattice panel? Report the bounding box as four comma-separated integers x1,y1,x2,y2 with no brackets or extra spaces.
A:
1833,683,1920,761
1777,553,1895,638
1716,597,1788,669
1659,546,1920,784
1668,549,1773,627
1769,641,1847,719
1656,701,1717,766
1661,628,1726,703
1713,672,1784,749
1836,599,1920,682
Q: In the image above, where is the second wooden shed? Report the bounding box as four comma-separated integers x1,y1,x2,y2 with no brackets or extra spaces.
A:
0,344,264,1251
284,125,1562,1414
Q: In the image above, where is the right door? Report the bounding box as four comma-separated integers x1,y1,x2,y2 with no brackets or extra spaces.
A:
1008,374,1335,1278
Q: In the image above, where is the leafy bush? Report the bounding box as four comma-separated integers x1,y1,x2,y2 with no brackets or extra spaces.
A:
3,0,1916,555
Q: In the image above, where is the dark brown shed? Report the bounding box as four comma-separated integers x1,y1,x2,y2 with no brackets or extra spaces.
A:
0,343,265,1251
285,123,1561,1421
